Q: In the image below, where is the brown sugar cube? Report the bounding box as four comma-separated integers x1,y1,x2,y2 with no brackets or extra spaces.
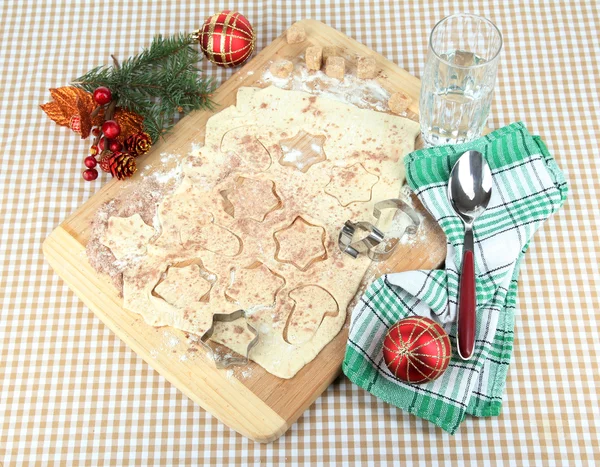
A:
305,46,323,71
269,60,294,78
357,55,377,79
286,24,306,44
322,46,340,63
325,56,345,80
388,91,413,114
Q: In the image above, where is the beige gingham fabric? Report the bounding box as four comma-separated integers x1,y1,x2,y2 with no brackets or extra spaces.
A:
1,1,598,465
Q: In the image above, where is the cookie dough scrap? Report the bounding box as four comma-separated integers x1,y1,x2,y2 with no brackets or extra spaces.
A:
100,85,420,378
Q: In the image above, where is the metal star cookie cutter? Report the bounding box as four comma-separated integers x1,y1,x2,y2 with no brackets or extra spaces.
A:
200,309,259,369
338,198,420,261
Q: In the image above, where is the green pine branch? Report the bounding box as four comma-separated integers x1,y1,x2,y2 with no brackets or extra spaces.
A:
72,33,216,142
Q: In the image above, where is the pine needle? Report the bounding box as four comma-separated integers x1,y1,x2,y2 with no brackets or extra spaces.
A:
72,34,215,142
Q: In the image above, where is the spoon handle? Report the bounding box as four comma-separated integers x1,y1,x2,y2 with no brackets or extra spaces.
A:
458,227,476,360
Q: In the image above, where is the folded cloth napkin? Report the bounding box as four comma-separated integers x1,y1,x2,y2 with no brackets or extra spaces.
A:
342,122,567,434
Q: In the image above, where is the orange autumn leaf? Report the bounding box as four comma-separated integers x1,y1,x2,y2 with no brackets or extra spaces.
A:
113,108,144,143
41,86,98,137
40,101,71,127
50,86,95,117
76,97,93,139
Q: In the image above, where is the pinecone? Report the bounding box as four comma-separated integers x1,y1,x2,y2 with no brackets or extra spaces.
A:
125,131,152,157
101,151,137,179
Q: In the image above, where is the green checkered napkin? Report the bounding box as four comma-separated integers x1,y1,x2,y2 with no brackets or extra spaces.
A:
342,122,567,434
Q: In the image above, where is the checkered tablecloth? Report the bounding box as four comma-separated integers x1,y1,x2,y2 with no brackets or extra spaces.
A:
1,1,598,465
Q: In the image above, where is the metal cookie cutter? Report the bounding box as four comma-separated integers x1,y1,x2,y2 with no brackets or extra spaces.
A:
369,198,421,260
338,198,420,261
338,220,385,259
200,309,259,369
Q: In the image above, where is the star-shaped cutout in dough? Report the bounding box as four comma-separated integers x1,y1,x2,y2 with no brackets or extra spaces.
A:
153,264,212,308
278,129,327,173
220,177,281,222
324,163,379,207
273,216,328,271
225,262,285,308
101,213,155,260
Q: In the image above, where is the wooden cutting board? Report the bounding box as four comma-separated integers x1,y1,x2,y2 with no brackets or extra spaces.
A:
43,19,446,443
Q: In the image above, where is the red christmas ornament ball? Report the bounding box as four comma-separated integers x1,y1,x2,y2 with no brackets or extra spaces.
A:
98,137,107,151
93,86,112,105
82,168,98,181
197,10,255,67
84,156,97,169
102,120,121,139
108,140,122,152
382,317,451,384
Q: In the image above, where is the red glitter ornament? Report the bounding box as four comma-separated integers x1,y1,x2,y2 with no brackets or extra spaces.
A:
382,317,451,384
196,10,255,67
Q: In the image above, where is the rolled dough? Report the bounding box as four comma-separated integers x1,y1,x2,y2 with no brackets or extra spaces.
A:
99,86,419,378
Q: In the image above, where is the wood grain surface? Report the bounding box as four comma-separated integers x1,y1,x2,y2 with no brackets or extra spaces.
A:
43,19,446,442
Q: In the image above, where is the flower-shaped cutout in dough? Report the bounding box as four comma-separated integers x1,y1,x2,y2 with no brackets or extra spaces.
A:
220,177,282,222
273,216,328,271
154,264,212,308
278,129,327,173
324,163,379,207
101,213,155,260
225,262,285,308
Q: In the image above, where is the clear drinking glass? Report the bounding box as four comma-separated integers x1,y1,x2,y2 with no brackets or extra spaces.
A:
419,13,503,146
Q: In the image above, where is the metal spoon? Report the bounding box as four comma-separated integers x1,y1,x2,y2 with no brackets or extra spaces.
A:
447,150,493,360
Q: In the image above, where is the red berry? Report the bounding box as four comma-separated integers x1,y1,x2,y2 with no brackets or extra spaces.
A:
84,156,97,169
92,127,100,137
102,120,121,139
109,140,122,152
83,168,99,181
89,145,99,156
93,86,112,105
98,137,106,151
